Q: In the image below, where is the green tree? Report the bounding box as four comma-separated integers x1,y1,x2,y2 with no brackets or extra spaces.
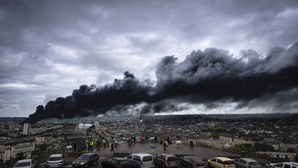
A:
254,142,275,151
234,143,253,150
39,143,48,151
286,148,296,153
16,152,25,160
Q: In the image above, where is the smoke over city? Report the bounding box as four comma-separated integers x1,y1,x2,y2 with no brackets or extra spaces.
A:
24,42,298,123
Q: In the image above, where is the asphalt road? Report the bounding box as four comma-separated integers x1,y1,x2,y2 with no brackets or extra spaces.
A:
38,142,270,168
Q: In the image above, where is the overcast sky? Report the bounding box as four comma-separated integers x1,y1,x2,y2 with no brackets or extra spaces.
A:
1,0,298,117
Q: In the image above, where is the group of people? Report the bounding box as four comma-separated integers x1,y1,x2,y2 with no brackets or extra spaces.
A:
128,135,159,146
74,135,170,153
83,140,95,152
72,138,117,153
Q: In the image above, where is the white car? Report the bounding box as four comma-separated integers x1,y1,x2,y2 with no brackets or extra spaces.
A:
46,154,67,168
176,140,182,145
269,162,298,168
13,159,38,168
126,153,154,168
235,158,261,168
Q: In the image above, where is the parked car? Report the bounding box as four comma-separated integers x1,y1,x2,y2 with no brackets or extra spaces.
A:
102,157,140,168
46,154,67,168
207,157,235,168
180,155,206,168
126,153,154,168
269,162,298,168
13,159,38,168
72,153,99,168
154,153,179,168
235,158,261,168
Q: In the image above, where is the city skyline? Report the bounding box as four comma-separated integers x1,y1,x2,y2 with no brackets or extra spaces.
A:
1,0,298,118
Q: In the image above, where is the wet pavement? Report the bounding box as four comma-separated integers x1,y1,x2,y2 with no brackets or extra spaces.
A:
108,142,240,160
41,143,271,168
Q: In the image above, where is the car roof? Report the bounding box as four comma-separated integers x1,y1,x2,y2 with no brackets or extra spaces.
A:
82,153,98,156
215,157,233,161
50,154,63,157
282,162,298,165
113,157,128,160
130,153,153,157
16,159,32,163
270,162,298,165
239,158,258,162
159,153,177,157
184,155,201,158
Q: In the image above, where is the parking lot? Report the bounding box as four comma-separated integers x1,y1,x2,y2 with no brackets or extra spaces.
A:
38,143,270,168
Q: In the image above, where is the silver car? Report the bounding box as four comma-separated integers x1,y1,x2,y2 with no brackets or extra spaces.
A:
46,154,67,168
126,153,154,168
13,159,38,168
235,158,261,168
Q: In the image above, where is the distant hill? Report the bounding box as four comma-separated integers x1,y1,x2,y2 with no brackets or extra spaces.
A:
0,117,26,123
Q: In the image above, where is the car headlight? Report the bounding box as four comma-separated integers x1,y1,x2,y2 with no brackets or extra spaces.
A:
72,162,75,164
80,162,85,165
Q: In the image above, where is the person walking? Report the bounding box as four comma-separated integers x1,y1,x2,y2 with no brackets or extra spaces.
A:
86,140,90,152
164,140,168,151
73,144,76,152
103,139,106,149
190,141,194,148
96,139,101,151
110,143,115,153
141,136,144,144
90,141,94,152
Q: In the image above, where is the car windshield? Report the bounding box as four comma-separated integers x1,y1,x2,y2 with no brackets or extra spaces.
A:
167,157,177,161
79,155,90,160
189,157,203,163
14,162,30,167
133,156,141,161
225,161,235,165
143,156,153,162
249,162,260,166
49,157,62,161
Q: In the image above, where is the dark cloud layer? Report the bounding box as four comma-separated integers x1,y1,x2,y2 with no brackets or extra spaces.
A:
24,41,298,123
1,0,298,117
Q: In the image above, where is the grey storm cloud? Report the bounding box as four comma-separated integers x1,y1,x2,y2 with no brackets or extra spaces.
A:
25,41,298,123
1,0,298,118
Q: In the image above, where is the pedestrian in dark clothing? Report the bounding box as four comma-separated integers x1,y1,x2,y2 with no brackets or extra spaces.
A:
73,144,76,152
103,139,106,149
82,142,86,151
96,139,101,150
190,141,194,148
110,143,115,153
128,139,132,146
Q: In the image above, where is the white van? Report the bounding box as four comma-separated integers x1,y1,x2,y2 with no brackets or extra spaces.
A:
126,153,154,168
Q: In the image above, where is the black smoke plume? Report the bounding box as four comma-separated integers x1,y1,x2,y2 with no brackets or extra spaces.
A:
24,41,298,123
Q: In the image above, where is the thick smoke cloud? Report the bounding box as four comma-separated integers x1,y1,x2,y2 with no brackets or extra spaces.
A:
24,42,298,123
154,42,298,101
